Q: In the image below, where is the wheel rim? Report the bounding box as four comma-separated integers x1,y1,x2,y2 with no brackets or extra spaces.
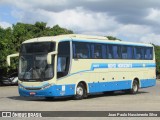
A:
133,83,138,92
76,86,83,96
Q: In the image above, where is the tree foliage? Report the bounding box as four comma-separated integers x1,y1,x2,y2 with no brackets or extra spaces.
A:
0,22,73,76
154,45,160,73
106,36,121,41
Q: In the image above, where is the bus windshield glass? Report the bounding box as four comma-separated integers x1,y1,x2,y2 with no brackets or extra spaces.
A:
18,42,55,81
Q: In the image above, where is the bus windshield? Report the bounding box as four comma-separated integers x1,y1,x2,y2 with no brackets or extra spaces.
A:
18,42,55,81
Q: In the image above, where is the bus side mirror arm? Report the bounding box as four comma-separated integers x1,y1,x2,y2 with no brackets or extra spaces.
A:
7,53,19,66
47,51,57,64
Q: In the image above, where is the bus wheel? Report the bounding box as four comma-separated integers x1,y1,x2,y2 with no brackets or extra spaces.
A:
130,80,139,94
74,83,86,100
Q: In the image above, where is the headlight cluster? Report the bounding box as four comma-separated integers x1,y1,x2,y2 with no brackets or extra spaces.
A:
41,84,52,90
19,84,26,90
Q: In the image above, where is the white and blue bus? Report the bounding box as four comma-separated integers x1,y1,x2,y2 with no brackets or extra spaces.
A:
7,34,156,100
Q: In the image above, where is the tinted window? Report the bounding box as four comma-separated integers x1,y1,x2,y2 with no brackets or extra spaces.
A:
108,44,113,59
102,45,107,59
112,45,121,59
144,47,153,60
72,41,153,60
57,41,70,78
121,45,133,59
91,44,102,59
134,47,153,60
73,42,90,59
21,42,55,54
127,46,133,59
141,47,145,59
121,46,127,59
58,41,70,56
134,47,142,59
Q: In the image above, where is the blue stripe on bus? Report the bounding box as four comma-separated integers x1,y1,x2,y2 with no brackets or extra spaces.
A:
88,79,156,93
19,79,156,97
88,80,132,93
140,79,156,88
91,63,155,70
67,63,155,76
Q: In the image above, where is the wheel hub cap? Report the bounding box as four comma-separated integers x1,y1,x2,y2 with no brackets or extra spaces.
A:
77,87,83,96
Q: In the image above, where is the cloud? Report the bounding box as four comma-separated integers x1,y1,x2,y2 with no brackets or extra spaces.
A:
42,8,120,33
146,8,160,24
1,0,160,45
11,6,120,33
140,33,160,45
0,21,12,28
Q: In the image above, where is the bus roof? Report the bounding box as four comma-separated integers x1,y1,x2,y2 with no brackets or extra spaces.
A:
22,34,153,47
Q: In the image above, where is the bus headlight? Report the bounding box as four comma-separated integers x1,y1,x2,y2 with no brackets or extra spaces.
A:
19,84,25,90
41,84,52,90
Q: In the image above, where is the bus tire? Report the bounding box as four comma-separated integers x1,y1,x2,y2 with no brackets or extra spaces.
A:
130,80,139,94
74,83,86,100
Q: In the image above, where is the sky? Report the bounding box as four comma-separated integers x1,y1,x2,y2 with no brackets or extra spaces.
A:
0,0,160,45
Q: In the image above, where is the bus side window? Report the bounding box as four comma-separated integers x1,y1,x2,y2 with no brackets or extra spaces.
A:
72,43,76,58
145,47,153,60
108,45,113,59
102,45,107,59
127,46,133,59
73,42,90,59
150,48,153,60
121,46,127,59
134,47,141,59
94,44,102,59
113,45,121,59
141,47,145,59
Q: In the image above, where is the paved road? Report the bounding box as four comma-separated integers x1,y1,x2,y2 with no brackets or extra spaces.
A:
1,81,160,120
0,80,160,112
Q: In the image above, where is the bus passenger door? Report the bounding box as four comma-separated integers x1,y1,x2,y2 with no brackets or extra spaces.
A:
57,41,70,79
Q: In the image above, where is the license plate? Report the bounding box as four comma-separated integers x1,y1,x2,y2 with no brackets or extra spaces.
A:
30,92,36,95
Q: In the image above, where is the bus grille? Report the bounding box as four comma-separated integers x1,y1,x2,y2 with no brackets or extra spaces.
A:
25,87,41,90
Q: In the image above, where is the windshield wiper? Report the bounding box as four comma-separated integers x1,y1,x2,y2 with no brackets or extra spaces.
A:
38,65,48,81
34,66,44,82
22,66,44,81
22,67,33,81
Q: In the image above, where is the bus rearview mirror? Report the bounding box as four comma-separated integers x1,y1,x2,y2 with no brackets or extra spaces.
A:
7,53,19,66
47,51,57,64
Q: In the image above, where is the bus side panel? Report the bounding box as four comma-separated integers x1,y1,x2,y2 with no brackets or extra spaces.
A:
140,79,156,88
88,80,132,93
88,82,97,93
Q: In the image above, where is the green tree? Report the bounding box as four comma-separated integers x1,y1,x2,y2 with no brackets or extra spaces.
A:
0,27,16,75
154,45,160,73
105,36,121,41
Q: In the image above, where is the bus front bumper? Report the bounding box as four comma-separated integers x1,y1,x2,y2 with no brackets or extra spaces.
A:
18,84,75,97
